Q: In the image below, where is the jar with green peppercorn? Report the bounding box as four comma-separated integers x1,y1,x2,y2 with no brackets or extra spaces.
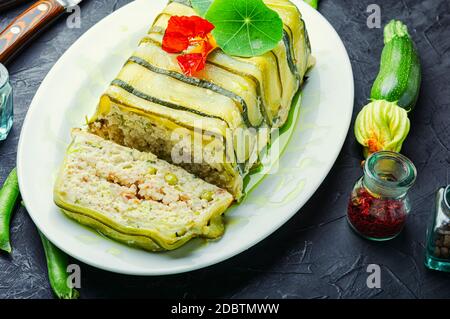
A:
425,185,450,272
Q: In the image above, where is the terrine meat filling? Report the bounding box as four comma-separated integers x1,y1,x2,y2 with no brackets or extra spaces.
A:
54,130,233,248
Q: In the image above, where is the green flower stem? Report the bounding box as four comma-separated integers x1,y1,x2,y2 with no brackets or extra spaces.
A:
39,231,80,299
0,168,20,253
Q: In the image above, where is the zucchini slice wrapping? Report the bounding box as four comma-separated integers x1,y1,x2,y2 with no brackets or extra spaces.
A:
88,0,314,200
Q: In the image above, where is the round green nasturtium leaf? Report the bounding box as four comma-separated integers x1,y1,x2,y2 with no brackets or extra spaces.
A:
205,0,284,57
190,0,213,16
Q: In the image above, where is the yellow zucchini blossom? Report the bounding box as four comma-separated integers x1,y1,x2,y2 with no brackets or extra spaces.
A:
355,100,410,158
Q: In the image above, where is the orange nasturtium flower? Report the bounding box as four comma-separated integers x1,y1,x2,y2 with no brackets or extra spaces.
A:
162,16,217,76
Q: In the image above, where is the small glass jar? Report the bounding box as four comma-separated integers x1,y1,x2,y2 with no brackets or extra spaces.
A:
425,185,450,272
0,63,13,141
347,151,417,241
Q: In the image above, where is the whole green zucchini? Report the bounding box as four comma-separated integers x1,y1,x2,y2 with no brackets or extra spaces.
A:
370,20,421,112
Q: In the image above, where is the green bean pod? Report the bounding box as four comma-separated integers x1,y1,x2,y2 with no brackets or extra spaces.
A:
39,231,80,299
0,168,20,253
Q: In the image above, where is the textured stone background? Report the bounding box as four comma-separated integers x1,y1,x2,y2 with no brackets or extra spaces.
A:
0,0,449,299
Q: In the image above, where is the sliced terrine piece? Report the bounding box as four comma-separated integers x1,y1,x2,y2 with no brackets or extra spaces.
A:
54,130,233,252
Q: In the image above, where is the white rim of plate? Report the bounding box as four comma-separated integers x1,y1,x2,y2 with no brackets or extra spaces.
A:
17,0,354,276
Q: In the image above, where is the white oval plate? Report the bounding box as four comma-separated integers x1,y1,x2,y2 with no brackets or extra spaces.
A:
17,0,354,275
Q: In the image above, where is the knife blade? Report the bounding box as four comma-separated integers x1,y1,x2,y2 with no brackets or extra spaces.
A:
0,0,82,64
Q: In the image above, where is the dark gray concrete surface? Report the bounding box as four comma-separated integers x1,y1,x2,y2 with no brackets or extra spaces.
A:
0,0,449,299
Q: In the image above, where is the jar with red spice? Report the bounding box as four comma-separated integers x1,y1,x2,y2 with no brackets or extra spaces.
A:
347,151,417,241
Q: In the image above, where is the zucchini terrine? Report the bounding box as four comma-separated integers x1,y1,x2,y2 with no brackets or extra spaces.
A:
54,130,233,251
88,0,314,199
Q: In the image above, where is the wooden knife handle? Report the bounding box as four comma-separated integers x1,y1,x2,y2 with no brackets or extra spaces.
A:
0,0,65,64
